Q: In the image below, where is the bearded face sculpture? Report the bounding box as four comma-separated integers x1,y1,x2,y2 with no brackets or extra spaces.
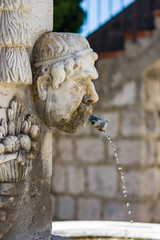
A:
32,32,99,133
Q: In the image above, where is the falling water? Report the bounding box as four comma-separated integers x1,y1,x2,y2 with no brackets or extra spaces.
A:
89,115,134,240
105,132,133,223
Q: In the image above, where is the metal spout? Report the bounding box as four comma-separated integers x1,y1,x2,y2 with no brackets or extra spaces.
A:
88,115,108,132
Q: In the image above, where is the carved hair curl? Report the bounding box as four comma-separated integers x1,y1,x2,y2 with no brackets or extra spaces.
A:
32,55,83,91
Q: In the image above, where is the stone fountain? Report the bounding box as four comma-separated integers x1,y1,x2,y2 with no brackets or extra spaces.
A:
1,1,160,240
0,1,101,239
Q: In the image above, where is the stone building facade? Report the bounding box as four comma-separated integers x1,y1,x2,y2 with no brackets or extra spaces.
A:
51,12,160,223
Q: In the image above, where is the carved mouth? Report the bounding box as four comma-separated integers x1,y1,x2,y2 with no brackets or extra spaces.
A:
56,102,93,134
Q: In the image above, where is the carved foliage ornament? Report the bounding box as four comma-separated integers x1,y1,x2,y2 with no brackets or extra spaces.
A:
0,97,39,239
0,96,39,182
0,0,32,84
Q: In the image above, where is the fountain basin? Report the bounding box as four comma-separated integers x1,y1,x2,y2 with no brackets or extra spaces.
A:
52,221,160,240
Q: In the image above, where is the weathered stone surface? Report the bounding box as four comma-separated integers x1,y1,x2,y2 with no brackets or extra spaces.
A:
125,35,153,59
103,201,152,222
58,197,75,220
103,201,129,221
58,138,74,162
88,166,117,197
106,81,137,107
145,168,160,197
67,166,85,194
0,182,25,195
3,125,53,240
52,164,66,193
124,170,145,197
146,78,160,104
29,0,53,46
125,40,139,59
76,138,104,162
121,109,144,137
108,140,144,165
77,198,101,220
144,59,160,104
0,2,32,85
144,141,155,166
145,111,160,137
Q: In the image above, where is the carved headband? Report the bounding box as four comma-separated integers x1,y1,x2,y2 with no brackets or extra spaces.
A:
33,48,93,67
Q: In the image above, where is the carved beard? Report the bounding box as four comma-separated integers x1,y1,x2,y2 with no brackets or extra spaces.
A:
45,87,93,133
56,102,93,133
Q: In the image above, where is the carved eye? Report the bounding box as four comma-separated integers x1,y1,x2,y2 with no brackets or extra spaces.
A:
42,66,49,74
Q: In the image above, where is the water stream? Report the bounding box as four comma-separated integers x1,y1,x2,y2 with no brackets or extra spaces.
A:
105,131,133,223
89,115,134,240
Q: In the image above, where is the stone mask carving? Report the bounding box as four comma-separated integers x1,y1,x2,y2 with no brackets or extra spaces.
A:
32,32,99,133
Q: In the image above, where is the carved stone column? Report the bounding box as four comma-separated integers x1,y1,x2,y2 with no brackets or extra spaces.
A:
0,1,53,240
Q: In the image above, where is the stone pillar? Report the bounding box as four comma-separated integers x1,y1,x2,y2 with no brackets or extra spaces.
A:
0,1,53,240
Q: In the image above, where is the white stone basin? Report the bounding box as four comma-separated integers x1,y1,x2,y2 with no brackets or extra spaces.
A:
52,221,160,239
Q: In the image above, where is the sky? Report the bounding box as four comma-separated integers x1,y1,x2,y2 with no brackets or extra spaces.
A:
80,0,134,36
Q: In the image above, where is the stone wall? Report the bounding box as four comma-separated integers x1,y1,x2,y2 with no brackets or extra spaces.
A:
51,14,160,223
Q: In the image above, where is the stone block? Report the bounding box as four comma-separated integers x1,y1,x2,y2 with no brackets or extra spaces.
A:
58,138,74,162
145,111,160,137
103,201,131,221
145,168,160,197
121,109,145,137
125,35,153,59
139,202,153,222
146,78,160,104
124,170,145,197
52,164,66,193
144,141,155,166
108,139,145,166
105,81,137,107
103,201,151,222
88,166,117,197
76,138,104,162
77,198,101,220
125,40,139,59
67,166,85,194
145,59,160,103
58,197,75,220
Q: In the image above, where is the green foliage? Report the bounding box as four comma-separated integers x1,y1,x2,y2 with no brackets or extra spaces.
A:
54,0,86,33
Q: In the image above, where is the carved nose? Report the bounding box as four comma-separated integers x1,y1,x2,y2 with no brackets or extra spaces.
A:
85,81,99,104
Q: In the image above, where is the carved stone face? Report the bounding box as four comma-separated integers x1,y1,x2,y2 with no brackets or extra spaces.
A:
32,32,99,133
